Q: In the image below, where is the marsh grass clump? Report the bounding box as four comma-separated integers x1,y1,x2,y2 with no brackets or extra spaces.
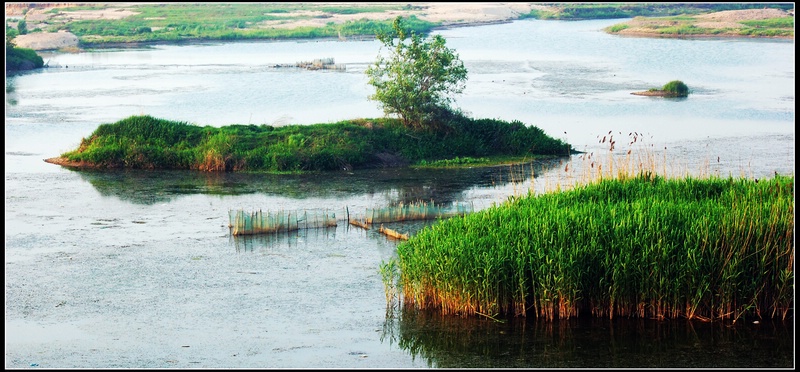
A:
388,134,793,322
392,172,794,322
661,80,689,97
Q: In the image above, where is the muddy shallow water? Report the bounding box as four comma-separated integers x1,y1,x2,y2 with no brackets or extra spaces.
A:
5,17,795,368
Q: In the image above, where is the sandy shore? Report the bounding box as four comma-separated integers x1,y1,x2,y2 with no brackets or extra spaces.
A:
9,2,544,50
9,5,792,51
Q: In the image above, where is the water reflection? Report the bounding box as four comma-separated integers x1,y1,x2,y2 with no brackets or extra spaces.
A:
5,78,18,106
229,227,338,253
66,157,566,205
383,310,794,368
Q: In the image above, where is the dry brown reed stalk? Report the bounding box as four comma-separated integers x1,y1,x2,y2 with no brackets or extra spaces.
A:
199,149,226,171
515,131,733,197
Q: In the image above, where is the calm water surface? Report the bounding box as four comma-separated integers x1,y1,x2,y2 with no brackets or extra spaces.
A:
5,18,795,368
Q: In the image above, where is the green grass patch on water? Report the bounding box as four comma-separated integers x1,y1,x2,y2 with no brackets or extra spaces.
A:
390,172,794,322
59,114,574,173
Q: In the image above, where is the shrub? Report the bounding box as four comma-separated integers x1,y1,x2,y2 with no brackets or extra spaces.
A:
662,80,689,97
6,46,44,71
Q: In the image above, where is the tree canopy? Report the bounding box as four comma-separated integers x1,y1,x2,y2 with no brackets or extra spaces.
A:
365,16,468,131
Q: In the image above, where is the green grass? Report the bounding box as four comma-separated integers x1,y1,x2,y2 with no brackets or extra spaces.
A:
525,3,793,20
390,172,794,322
45,3,439,45
5,44,45,71
59,114,574,173
661,80,690,97
604,13,794,38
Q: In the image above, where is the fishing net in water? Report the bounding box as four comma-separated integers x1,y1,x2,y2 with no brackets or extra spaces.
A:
229,209,337,236
363,201,473,224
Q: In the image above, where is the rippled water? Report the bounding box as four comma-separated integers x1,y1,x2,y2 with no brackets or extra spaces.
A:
5,18,794,368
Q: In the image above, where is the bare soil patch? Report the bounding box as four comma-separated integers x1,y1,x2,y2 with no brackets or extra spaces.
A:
9,3,546,50
12,31,80,51
616,8,793,38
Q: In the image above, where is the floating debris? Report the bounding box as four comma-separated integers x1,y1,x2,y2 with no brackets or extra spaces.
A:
273,57,345,71
378,224,409,241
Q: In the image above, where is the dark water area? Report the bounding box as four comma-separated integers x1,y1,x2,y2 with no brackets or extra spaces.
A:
5,17,794,369
386,313,794,368
62,158,565,207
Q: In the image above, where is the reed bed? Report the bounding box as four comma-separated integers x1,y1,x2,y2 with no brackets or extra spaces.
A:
389,134,794,322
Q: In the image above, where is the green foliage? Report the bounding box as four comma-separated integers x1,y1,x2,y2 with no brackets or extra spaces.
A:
607,24,629,32
416,156,490,167
740,16,794,28
17,19,27,35
5,45,44,71
394,174,795,321
366,16,468,130
59,114,574,173
533,3,794,20
606,12,793,38
662,80,689,97
54,3,439,46
6,22,20,40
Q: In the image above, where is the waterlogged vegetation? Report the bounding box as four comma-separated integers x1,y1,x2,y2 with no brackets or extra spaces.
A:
52,114,573,173
385,172,794,322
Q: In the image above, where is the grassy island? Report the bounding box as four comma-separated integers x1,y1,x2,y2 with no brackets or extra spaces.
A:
632,80,690,98
46,114,575,173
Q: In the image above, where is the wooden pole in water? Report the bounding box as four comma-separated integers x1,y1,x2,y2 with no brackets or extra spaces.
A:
349,218,370,230
379,224,409,240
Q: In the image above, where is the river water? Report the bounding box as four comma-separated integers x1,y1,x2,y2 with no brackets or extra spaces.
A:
4,18,795,368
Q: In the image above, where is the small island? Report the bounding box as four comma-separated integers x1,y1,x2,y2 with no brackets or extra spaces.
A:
43,114,576,173
632,80,690,98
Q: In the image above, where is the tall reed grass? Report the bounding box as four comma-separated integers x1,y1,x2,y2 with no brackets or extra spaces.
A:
388,133,794,322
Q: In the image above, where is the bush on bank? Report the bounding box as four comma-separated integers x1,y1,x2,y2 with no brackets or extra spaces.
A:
5,44,44,71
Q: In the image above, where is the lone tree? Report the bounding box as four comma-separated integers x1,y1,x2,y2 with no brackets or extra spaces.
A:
366,16,468,131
